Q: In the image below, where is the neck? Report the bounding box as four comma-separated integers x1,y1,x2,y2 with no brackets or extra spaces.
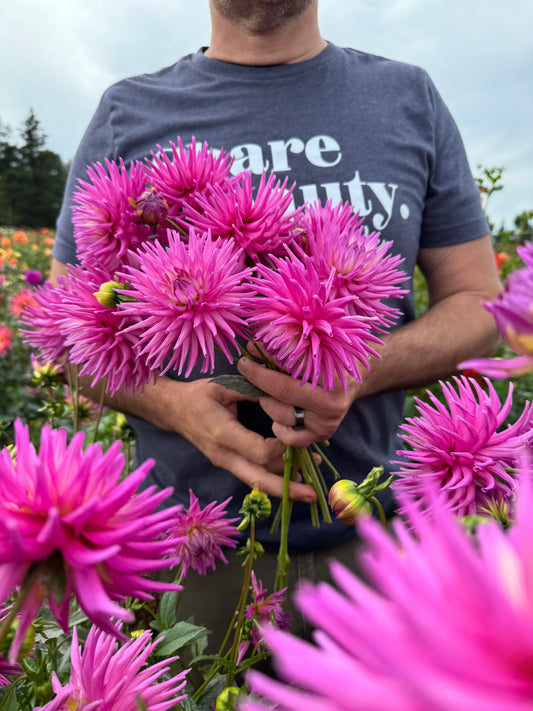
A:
205,1,326,65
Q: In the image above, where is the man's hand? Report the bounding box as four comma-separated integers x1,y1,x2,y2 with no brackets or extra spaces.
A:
161,376,317,502
237,357,357,448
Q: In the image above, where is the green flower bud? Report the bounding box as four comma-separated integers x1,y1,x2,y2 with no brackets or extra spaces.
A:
236,538,265,561
93,280,126,307
238,488,271,529
216,687,241,711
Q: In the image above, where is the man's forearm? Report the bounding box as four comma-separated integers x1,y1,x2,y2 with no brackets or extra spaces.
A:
357,290,502,399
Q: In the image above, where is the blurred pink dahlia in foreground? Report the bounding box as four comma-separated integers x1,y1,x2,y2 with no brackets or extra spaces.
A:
117,229,253,378
248,252,382,391
36,625,187,711
246,471,533,711
392,376,531,517
460,244,533,378
0,420,182,661
168,490,240,578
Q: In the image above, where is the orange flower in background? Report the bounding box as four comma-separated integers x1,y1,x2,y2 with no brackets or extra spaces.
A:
494,251,509,271
0,237,10,248
10,289,39,316
0,323,13,355
43,236,55,247
13,230,28,244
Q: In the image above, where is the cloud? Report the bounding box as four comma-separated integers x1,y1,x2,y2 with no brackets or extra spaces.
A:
1,0,531,226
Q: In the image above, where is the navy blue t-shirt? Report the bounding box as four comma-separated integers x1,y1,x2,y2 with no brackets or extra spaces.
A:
53,43,488,551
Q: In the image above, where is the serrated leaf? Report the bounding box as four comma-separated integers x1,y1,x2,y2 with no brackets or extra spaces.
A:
209,374,266,398
154,621,209,656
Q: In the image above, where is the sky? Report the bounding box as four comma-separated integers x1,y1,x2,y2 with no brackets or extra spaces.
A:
1,0,532,229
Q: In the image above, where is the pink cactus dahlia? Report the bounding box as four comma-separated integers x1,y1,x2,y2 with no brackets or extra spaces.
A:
117,229,253,377
19,280,70,365
392,376,531,517
0,420,182,661
146,136,233,219
461,265,533,378
72,158,157,276
300,201,408,330
182,171,303,264
246,472,533,711
55,265,154,395
168,490,240,577
36,625,187,711
248,252,382,391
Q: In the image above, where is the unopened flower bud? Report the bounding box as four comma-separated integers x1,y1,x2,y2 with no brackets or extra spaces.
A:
132,187,168,227
216,686,241,711
93,280,126,307
238,488,271,529
328,479,372,525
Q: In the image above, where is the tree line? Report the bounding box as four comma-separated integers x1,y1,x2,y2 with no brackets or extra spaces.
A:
0,110,68,228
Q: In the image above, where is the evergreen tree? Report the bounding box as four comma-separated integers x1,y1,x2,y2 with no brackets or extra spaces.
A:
0,110,67,227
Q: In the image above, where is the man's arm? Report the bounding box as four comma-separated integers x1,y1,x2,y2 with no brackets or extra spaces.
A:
238,235,503,447
49,257,317,503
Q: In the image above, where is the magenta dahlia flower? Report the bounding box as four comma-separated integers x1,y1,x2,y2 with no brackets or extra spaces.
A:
461,266,533,378
182,171,303,264
168,490,240,577
246,471,533,711
392,376,531,517
72,158,157,275
23,269,43,286
518,240,533,268
246,573,291,647
36,625,187,711
55,265,154,395
0,653,20,687
117,229,253,377
146,136,233,219
299,201,408,330
0,419,182,661
19,280,70,365
248,252,382,391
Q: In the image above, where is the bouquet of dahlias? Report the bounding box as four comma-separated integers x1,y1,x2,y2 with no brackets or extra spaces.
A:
21,136,408,587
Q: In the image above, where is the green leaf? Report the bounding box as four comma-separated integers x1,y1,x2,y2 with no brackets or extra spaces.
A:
209,374,266,398
0,684,19,711
154,621,209,656
159,591,179,629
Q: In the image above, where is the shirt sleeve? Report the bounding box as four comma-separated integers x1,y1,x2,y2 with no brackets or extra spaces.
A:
419,76,489,248
52,91,117,265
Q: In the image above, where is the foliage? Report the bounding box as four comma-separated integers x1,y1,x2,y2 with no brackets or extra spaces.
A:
0,111,67,228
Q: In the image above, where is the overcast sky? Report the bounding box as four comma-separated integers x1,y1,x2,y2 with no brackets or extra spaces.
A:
1,0,532,228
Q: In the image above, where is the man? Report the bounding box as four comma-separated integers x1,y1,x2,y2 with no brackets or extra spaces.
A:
50,0,501,641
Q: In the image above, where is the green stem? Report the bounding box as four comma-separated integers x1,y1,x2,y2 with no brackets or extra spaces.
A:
312,442,341,480
193,520,256,700
91,375,108,444
297,446,332,525
0,563,41,653
275,448,294,591
370,496,388,527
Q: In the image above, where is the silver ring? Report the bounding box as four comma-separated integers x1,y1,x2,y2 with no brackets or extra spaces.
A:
293,406,305,430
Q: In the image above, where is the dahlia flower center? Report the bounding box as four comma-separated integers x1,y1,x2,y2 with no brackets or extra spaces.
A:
441,449,475,467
